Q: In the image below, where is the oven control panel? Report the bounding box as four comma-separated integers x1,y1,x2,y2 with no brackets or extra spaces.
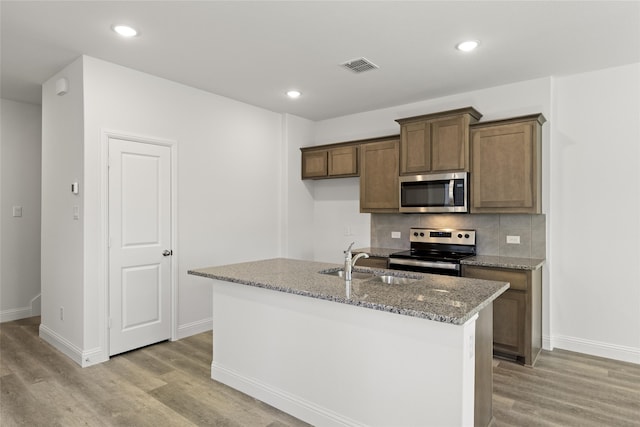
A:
409,228,476,245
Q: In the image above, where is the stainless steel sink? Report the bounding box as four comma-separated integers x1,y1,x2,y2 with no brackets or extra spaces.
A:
320,269,375,280
372,275,420,285
319,269,421,284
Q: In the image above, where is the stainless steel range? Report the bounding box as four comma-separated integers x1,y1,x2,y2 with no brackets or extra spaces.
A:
388,228,476,276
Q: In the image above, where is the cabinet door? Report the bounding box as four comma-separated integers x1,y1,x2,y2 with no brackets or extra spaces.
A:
301,150,327,179
470,121,540,213
462,265,528,360
328,146,358,177
493,290,526,355
360,139,399,212
400,122,430,174
431,116,467,172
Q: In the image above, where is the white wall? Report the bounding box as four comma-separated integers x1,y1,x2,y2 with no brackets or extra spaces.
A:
309,66,640,363
40,57,86,354
40,55,293,365
282,114,316,260
311,77,552,303
312,177,370,263
0,99,42,322
550,63,640,362
36,52,640,365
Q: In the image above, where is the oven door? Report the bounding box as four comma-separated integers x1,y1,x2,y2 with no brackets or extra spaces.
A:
388,257,462,276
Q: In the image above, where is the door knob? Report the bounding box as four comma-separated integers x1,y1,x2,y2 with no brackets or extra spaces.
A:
162,250,173,256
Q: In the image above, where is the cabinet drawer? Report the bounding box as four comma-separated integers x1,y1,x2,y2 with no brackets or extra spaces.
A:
462,265,528,291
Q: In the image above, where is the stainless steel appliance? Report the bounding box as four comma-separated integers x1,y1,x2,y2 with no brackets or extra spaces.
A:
389,228,476,276
399,172,469,213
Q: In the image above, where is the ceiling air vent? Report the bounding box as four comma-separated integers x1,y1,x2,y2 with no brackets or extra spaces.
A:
341,57,379,73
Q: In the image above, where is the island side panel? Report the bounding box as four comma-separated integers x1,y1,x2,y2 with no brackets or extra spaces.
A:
475,303,493,427
210,280,477,427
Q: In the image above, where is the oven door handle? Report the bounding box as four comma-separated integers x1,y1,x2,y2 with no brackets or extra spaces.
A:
449,179,455,206
389,258,459,270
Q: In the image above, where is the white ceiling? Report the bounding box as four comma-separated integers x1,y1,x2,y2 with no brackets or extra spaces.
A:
2,1,639,121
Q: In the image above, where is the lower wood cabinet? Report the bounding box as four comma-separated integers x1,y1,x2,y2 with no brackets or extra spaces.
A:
360,138,399,213
462,264,542,366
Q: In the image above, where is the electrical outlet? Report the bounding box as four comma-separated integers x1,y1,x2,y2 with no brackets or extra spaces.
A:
391,231,401,239
506,235,521,244
60,307,64,321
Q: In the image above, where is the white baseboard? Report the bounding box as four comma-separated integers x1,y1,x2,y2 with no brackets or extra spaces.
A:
176,317,212,340
552,334,640,364
0,306,32,323
212,362,365,427
0,294,42,323
543,334,553,351
39,324,107,367
30,294,41,316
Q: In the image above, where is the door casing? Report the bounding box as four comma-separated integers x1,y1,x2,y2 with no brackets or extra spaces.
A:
100,130,178,361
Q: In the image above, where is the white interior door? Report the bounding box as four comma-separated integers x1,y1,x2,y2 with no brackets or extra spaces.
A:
108,137,172,356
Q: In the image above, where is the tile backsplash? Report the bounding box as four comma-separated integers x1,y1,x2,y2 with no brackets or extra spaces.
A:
371,213,546,259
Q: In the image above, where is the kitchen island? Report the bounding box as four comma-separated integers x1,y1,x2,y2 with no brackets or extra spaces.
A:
189,258,508,427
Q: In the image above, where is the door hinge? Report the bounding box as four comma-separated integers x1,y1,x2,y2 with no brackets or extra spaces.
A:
108,318,112,329
108,237,112,248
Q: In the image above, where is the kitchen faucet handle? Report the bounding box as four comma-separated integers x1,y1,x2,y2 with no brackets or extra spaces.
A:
345,242,355,253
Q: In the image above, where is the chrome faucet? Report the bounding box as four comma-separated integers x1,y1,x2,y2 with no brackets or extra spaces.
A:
344,242,369,281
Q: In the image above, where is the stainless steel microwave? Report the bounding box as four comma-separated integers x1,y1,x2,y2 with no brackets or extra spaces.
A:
399,172,469,213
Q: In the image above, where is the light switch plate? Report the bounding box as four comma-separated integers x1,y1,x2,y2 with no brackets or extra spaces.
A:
391,231,401,239
73,205,80,220
506,235,521,244
12,206,22,217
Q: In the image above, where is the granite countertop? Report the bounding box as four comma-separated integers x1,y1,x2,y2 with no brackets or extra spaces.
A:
461,255,545,270
188,258,509,325
356,247,545,271
352,247,401,258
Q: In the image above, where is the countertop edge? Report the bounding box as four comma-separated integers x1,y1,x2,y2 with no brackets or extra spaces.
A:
354,248,546,270
188,263,509,325
461,256,545,270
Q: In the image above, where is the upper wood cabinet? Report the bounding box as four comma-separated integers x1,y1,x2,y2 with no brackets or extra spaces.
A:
470,114,546,213
301,150,328,178
301,145,358,179
396,107,482,175
360,138,399,213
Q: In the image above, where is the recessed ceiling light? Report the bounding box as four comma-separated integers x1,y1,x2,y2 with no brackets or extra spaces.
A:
286,90,301,99
112,25,138,38
456,40,479,52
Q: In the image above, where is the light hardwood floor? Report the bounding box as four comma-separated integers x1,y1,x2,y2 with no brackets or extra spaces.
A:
1,317,639,426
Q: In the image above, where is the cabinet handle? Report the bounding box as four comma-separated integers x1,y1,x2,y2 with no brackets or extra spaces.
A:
449,179,455,206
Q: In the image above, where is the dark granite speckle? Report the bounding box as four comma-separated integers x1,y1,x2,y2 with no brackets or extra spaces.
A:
189,258,509,325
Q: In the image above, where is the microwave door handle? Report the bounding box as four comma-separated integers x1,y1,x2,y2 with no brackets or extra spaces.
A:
449,179,455,206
